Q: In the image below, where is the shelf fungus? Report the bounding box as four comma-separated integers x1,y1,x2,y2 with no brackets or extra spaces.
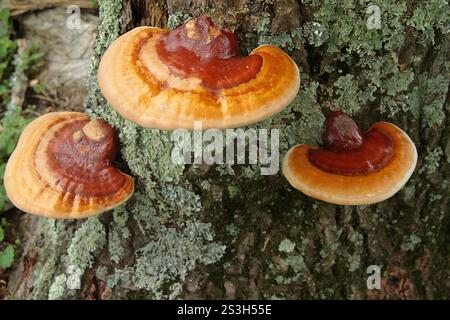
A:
4,112,134,219
282,111,417,205
98,15,300,130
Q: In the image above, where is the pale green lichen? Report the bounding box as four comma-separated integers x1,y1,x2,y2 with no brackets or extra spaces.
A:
113,208,130,238
333,74,367,114
307,0,449,127
270,253,307,285
130,223,224,294
102,185,225,298
227,185,240,199
363,56,415,117
257,29,302,51
401,234,422,252
429,194,443,202
104,188,225,298
349,231,364,246
254,15,271,34
225,223,240,238
215,164,235,176
278,239,296,253
67,218,106,272
199,180,211,191
30,219,67,299
285,255,306,273
167,12,192,30
31,255,58,299
419,147,443,175
314,0,408,55
108,230,124,264
266,238,314,286
238,166,259,179
246,8,303,52
108,209,130,264
302,22,328,47
406,74,448,127
96,266,108,281
103,184,226,298
348,259,360,272
275,81,325,151
402,184,416,202
48,274,67,300
407,0,450,44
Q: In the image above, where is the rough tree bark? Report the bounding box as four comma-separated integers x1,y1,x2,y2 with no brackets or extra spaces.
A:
5,0,450,299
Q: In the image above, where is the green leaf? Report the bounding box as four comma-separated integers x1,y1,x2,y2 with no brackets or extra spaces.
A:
0,109,32,162
18,43,45,75
0,244,14,269
0,8,13,38
0,110,33,212
0,225,4,242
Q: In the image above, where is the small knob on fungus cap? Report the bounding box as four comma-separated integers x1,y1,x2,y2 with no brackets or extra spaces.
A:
82,119,109,141
157,15,262,89
81,119,119,163
164,16,239,60
323,111,364,152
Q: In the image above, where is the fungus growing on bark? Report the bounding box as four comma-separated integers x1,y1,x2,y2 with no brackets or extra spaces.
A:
98,15,300,129
282,111,417,205
4,112,134,219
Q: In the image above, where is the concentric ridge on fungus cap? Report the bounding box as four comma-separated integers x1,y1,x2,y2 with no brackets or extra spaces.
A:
98,15,300,129
4,112,134,219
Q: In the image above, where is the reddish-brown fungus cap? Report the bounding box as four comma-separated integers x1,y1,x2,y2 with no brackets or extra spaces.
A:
4,112,134,219
282,112,417,205
98,15,300,129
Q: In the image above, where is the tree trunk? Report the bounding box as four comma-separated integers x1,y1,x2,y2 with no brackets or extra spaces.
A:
6,0,450,299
